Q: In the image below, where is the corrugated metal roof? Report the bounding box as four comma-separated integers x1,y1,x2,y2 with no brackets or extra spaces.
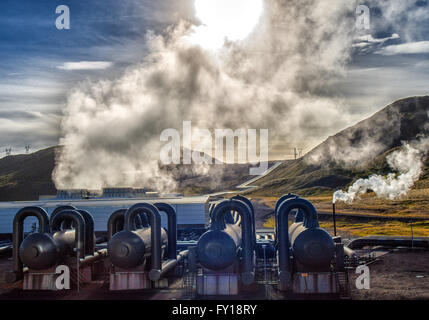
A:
0,196,209,234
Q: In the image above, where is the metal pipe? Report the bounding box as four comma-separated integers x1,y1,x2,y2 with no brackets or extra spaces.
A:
274,194,299,247
77,209,95,255
107,209,144,240
154,202,177,260
79,249,108,267
211,199,255,285
159,250,189,278
232,195,256,246
51,210,86,259
124,203,162,281
276,197,318,290
50,205,77,229
9,206,50,282
332,203,337,236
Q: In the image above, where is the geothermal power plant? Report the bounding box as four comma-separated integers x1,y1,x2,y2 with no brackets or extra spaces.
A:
0,189,368,298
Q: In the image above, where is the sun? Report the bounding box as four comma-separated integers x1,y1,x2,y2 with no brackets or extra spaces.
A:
188,0,264,50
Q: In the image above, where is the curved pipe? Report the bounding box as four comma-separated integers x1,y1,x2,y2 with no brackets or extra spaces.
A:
124,203,162,281
275,194,300,213
76,209,95,255
211,199,255,285
276,197,318,289
232,195,255,245
154,203,177,260
9,206,50,282
107,209,145,240
51,210,86,259
209,202,234,225
50,205,77,229
274,194,299,246
107,209,126,240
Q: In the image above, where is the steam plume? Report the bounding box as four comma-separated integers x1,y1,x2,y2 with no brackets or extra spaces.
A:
53,0,360,191
333,136,429,203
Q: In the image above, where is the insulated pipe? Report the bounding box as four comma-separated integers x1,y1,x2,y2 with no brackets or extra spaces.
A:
124,203,162,281
50,205,77,229
232,195,256,246
76,209,95,256
7,206,50,283
107,209,126,240
51,210,86,259
211,199,255,285
210,202,234,225
274,194,299,246
154,202,177,260
80,249,108,268
159,250,189,278
276,198,318,289
107,209,144,240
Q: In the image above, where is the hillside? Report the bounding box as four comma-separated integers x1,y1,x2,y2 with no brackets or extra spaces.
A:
249,96,429,197
0,146,265,201
0,147,57,201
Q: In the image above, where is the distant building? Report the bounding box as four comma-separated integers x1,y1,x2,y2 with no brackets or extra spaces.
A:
0,194,210,235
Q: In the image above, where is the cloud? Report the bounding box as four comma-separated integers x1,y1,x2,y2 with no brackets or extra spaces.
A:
376,41,429,55
355,33,400,45
352,33,400,54
56,61,113,71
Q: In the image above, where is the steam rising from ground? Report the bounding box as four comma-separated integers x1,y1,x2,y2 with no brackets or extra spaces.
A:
333,136,429,203
53,0,360,191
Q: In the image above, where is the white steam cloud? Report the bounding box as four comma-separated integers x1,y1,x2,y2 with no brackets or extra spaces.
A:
53,0,361,192
333,136,429,203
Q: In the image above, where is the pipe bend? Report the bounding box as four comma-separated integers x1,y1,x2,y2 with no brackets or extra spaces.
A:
51,210,86,259
154,202,177,260
276,197,320,290
275,194,300,214
125,203,162,281
76,209,95,256
49,205,77,227
107,209,127,240
211,199,255,285
277,197,318,229
232,195,255,244
11,206,50,279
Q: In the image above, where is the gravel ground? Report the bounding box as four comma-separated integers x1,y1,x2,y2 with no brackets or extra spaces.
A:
350,251,429,300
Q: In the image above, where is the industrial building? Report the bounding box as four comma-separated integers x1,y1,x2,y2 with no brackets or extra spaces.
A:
0,188,210,235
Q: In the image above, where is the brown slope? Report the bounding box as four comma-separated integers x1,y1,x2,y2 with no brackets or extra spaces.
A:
250,96,429,197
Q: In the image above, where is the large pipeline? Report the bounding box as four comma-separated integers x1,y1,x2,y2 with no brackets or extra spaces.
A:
276,197,332,288
347,236,429,250
232,195,256,246
5,206,50,283
198,198,255,285
107,209,147,240
108,203,170,281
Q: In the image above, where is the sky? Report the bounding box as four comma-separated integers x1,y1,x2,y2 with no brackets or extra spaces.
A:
0,0,428,160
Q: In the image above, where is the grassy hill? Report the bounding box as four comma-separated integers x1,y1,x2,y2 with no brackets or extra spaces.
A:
0,146,268,201
248,96,429,197
1,95,428,202
0,147,57,201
